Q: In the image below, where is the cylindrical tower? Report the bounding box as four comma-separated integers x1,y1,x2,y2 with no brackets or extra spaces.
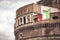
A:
14,0,60,40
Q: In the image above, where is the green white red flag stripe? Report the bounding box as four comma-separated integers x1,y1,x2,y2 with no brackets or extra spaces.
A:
38,9,50,23
38,14,42,23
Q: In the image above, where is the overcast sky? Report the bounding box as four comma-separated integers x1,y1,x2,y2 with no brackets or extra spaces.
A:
0,0,39,40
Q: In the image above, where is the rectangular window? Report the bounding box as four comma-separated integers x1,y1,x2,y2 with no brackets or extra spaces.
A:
24,10,25,12
18,19,19,25
20,18,22,25
27,8,30,12
27,16,30,23
21,11,22,14
59,23,60,27
23,17,26,24
20,18,22,23
53,16,58,19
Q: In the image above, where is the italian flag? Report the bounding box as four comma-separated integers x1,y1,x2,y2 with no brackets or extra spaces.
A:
45,9,50,19
39,9,50,22
39,14,42,23
42,9,50,20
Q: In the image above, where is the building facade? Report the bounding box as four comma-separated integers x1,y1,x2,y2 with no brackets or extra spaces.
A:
14,0,60,40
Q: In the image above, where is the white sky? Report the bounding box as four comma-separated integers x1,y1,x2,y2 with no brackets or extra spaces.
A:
0,0,39,40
